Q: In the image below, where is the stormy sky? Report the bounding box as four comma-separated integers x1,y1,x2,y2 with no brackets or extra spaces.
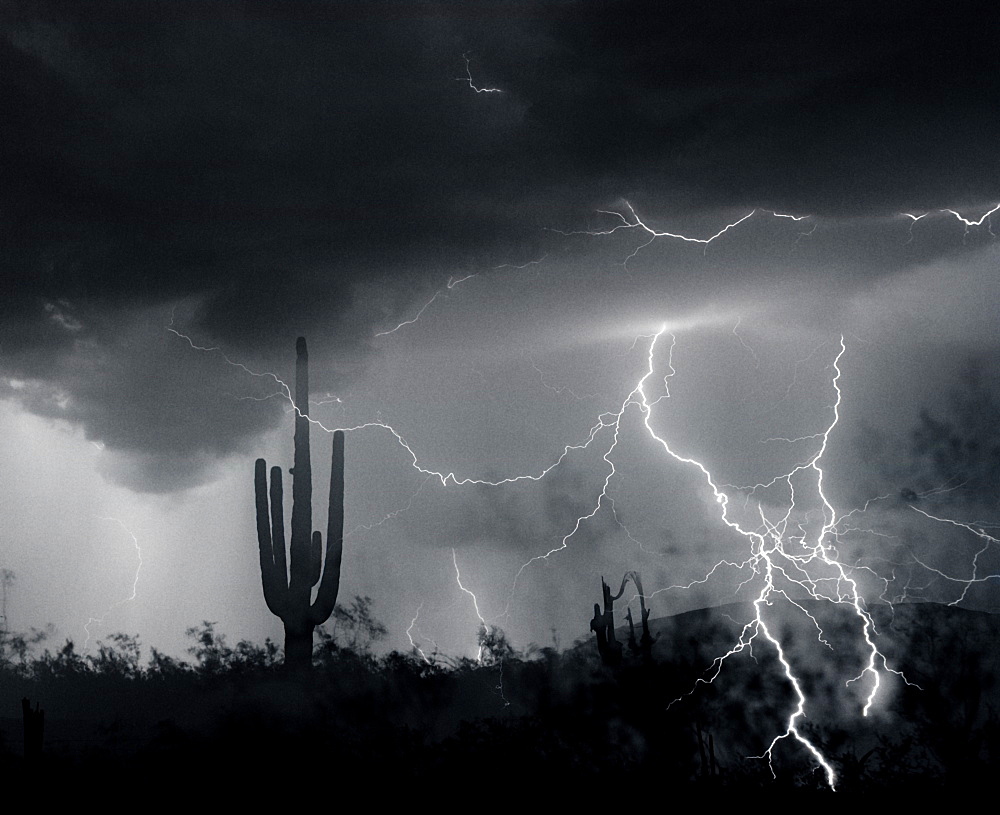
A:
2,0,999,660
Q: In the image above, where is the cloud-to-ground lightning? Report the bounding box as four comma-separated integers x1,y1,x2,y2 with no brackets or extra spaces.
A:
406,603,432,664
168,309,910,778
83,517,143,650
167,225,954,788
452,548,488,663
484,326,921,789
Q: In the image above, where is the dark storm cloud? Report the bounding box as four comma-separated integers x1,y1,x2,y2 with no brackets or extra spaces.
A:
2,0,998,490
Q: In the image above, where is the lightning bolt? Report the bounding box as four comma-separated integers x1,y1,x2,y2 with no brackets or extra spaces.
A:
375,258,545,338
550,202,759,264
731,316,761,369
83,517,143,650
168,302,919,787
406,603,432,664
902,212,927,243
902,204,999,241
458,52,503,94
907,506,1000,606
452,548,488,662
524,349,604,402
942,202,1000,238
488,327,918,790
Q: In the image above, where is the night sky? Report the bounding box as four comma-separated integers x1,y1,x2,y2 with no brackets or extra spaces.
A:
2,0,999,662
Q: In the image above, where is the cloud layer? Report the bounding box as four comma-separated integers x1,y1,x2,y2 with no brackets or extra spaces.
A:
2,0,998,490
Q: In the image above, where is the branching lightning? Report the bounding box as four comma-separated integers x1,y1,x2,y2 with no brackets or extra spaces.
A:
550,202,759,264
907,506,1000,606
168,313,907,783
902,204,999,241
168,233,957,789
732,316,761,369
483,328,917,789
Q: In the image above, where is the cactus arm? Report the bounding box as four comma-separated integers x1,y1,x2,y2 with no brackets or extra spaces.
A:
309,531,322,588
255,459,287,617
269,466,288,590
611,573,629,602
310,429,344,625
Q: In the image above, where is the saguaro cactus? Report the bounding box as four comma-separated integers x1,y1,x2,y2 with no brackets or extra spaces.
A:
590,576,625,666
255,337,344,670
592,571,656,666
625,570,656,661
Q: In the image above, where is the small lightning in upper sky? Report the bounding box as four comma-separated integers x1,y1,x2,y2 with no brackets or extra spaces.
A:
374,258,546,338
458,52,503,94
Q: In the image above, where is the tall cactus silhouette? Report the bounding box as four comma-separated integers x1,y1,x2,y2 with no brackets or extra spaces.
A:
254,337,344,670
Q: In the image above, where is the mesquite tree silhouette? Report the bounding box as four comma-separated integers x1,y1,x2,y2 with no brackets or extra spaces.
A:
255,337,344,670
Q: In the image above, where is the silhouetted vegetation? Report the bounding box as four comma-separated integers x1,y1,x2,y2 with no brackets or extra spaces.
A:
255,337,345,670
0,598,997,802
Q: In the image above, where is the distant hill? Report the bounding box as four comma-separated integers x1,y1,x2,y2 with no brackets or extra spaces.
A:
576,598,1000,784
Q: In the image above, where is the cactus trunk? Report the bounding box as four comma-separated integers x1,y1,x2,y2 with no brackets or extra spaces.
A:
255,337,344,671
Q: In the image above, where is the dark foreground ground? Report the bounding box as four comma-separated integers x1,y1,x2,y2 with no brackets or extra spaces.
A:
0,601,997,803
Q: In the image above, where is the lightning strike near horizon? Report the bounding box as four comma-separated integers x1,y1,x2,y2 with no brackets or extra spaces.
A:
487,325,908,789
452,548,488,662
406,604,432,664
83,517,143,650
168,293,917,787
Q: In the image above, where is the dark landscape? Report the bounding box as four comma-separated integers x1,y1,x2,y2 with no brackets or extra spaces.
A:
2,599,998,801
